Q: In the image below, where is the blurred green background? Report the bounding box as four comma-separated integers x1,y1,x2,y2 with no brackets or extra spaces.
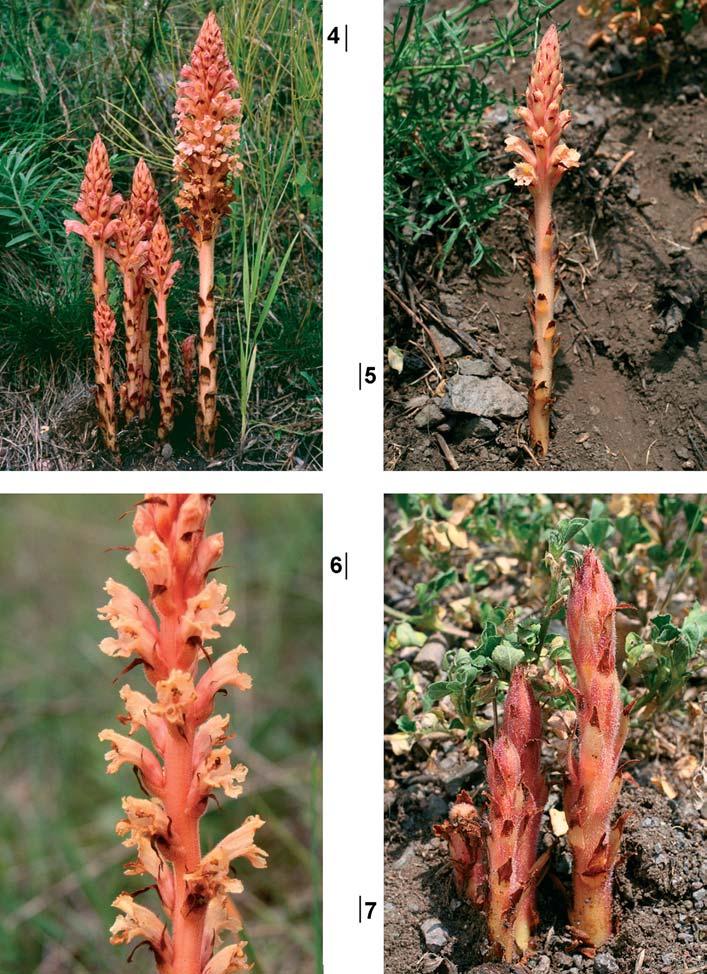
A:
0,494,322,974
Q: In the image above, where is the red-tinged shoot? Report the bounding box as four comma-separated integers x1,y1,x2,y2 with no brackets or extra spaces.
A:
98,494,267,974
174,12,243,456
505,25,580,457
145,217,181,440
564,549,629,948
436,668,549,961
131,159,162,418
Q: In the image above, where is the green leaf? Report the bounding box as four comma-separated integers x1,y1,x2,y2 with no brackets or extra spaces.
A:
425,680,458,703
491,641,525,673
395,622,426,649
397,715,416,733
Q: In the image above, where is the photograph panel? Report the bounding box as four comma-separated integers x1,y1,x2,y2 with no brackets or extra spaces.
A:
385,493,706,970
0,493,322,973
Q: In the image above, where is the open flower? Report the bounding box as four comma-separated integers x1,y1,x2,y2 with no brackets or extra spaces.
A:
203,942,250,974
153,670,197,728
192,746,248,802
110,893,170,951
195,647,252,719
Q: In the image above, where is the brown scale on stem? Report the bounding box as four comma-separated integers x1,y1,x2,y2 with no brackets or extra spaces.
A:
505,25,580,457
145,217,181,440
130,160,162,419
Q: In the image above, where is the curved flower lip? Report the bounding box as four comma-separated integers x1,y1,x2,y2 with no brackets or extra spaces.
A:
98,577,159,668
213,814,268,870
118,684,166,751
110,893,171,951
203,941,251,974
195,646,252,720
190,746,248,804
98,728,165,794
181,579,236,644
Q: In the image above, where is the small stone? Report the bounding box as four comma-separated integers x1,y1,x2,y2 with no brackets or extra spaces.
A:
413,635,447,674
535,959,551,974
442,375,526,418
556,953,573,968
457,416,498,440
421,918,449,952
444,760,481,798
429,325,461,358
457,358,492,377
487,104,510,127
424,796,449,825
161,442,174,460
414,403,445,430
491,353,512,373
693,888,706,902
674,445,690,460
594,954,619,974
682,83,702,100
406,394,431,411
626,184,641,202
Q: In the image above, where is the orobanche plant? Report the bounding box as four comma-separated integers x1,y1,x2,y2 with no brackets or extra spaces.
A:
98,494,267,974
436,667,549,961
564,548,630,948
505,25,580,457
174,11,243,457
435,546,639,957
66,12,243,459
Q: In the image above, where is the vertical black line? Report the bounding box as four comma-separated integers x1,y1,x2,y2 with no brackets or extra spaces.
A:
358,362,362,391
345,24,349,52
358,894,362,923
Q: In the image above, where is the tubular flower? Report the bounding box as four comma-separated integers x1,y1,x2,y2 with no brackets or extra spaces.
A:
130,159,162,417
98,494,265,974
174,12,243,456
505,25,580,457
65,135,123,454
145,216,180,439
564,549,630,948
436,667,549,961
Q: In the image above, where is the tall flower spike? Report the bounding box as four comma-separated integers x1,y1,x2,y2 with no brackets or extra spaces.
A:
145,217,181,439
564,549,629,948
505,25,580,457
98,495,266,974
174,12,243,456
131,160,162,419
65,134,123,455
436,667,549,961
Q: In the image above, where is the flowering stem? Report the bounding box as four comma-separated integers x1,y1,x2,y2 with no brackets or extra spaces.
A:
505,26,579,457
98,494,266,974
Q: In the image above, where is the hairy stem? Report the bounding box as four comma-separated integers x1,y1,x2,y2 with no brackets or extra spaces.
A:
155,292,174,440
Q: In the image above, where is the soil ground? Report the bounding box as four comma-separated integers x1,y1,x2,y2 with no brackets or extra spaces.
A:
385,762,707,974
384,3,706,470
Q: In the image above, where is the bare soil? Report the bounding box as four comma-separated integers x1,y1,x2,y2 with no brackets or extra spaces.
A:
384,764,707,974
384,6,707,470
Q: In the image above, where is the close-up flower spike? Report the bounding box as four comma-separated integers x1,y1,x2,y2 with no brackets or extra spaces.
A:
97,494,266,974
